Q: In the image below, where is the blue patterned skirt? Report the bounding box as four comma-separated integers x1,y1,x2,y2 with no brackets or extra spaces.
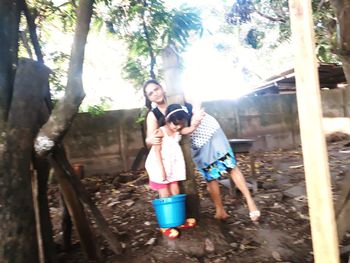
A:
191,128,237,182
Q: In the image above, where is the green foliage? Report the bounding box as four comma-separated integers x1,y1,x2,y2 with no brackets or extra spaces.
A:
24,0,76,97
48,51,70,96
165,6,203,51
28,0,78,32
84,96,112,116
312,0,338,63
103,0,203,86
227,0,289,48
226,0,339,63
122,59,150,88
245,28,265,49
135,107,149,124
85,105,107,116
226,0,254,24
23,0,202,104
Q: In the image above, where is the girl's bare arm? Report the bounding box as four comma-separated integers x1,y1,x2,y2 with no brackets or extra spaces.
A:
180,107,205,135
180,123,198,135
153,129,167,180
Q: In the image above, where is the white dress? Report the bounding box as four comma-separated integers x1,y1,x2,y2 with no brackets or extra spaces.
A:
145,127,186,184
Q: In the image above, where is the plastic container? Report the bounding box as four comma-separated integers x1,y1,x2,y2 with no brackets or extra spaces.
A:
152,194,186,228
73,164,84,178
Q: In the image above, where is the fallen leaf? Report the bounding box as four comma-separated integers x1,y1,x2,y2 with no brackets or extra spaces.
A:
272,251,282,261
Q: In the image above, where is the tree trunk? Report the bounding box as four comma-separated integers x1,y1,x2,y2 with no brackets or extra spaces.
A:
331,0,350,116
0,59,50,262
0,0,20,126
161,45,200,219
141,0,156,79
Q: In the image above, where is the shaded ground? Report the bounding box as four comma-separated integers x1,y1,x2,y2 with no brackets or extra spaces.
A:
49,138,350,263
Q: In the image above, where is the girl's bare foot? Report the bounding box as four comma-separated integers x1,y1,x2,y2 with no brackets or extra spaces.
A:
214,209,229,220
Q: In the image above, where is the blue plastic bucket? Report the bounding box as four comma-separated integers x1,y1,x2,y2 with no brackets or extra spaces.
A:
152,194,186,228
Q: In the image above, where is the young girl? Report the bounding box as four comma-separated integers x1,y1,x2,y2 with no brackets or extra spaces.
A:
145,104,197,239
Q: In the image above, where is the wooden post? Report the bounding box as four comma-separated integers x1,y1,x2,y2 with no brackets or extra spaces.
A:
336,170,350,240
31,162,58,263
54,145,123,255
161,45,185,104
288,1,339,262
50,153,102,262
31,170,45,263
119,125,128,171
161,45,200,219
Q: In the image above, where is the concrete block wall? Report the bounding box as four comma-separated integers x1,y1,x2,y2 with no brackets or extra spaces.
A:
203,94,300,150
64,109,143,176
64,90,345,175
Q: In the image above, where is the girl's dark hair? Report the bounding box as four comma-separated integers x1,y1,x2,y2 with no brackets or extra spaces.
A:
143,79,162,109
165,104,189,124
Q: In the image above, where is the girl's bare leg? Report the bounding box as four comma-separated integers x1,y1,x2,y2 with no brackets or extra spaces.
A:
230,167,260,221
157,186,180,238
169,182,180,196
158,187,171,198
207,180,228,220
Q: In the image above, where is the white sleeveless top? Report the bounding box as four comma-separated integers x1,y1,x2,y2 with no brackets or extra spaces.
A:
145,127,186,184
190,114,220,149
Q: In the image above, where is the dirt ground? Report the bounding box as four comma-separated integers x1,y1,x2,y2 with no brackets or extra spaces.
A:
49,137,350,263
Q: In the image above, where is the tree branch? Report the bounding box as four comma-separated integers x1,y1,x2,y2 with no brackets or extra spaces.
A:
19,30,33,59
254,9,287,23
317,0,326,11
21,0,44,63
141,0,156,79
34,0,93,157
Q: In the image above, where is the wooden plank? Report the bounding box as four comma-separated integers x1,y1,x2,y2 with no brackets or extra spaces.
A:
336,182,350,241
161,45,200,219
54,145,123,255
288,1,339,263
31,171,45,263
31,163,58,263
50,154,102,262
119,125,128,171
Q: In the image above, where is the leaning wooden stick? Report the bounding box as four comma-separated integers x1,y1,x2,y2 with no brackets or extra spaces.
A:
50,152,102,262
51,144,123,255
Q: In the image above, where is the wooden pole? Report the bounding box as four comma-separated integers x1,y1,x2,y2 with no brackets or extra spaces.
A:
161,45,185,104
119,125,128,171
288,1,339,262
50,152,102,262
161,45,200,219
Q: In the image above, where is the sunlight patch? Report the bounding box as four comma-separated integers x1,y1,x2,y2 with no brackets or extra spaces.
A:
35,135,54,154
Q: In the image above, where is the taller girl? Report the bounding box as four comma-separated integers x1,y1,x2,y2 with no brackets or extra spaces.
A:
143,79,260,221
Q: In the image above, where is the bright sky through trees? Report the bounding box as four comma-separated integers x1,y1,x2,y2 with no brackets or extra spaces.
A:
45,0,293,110
81,0,245,110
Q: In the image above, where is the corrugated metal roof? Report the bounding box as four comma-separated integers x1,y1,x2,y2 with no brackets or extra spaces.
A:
250,63,346,95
